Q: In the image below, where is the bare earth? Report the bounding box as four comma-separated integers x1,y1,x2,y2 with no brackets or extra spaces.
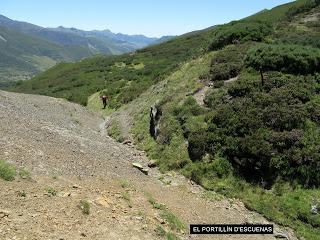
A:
0,90,297,240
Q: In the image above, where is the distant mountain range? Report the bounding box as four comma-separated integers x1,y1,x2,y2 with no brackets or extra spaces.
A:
0,14,174,87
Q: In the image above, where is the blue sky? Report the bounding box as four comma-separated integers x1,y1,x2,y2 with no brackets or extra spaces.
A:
1,0,294,37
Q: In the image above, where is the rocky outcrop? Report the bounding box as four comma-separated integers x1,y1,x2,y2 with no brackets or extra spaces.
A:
149,105,162,140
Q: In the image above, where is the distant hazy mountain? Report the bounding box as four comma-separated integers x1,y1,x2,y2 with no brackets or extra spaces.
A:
0,14,174,86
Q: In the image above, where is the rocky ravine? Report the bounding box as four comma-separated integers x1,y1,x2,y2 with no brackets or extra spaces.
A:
0,90,297,240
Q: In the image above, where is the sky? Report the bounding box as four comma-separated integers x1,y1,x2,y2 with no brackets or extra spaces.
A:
1,0,294,37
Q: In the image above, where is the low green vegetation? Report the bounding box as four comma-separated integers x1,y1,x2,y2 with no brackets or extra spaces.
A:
160,210,186,232
156,225,166,237
0,160,16,181
11,17,217,106
156,225,181,240
121,191,133,207
246,44,320,74
79,200,90,215
46,187,57,197
209,44,248,81
208,21,273,51
19,168,31,179
119,179,130,189
108,120,125,142
146,193,184,239
17,190,27,197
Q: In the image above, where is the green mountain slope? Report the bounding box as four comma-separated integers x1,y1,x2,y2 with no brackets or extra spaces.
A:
11,1,320,239
0,15,169,53
0,15,174,87
12,28,214,105
0,25,95,87
14,0,319,106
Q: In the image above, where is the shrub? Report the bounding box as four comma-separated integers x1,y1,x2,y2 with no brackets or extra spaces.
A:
188,130,208,160
209,21,273,50
210,45,246,81
204,88,227,108
0,160,16,181
200,72,320,186
277,32,320,48
286,0,320,19
245,44,320,75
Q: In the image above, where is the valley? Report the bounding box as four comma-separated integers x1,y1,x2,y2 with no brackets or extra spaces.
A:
0,14,173,87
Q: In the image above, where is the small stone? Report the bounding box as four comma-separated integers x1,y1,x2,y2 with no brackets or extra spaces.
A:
311,204,318,215
122,140,132,145
0,210,10,218
59,192,71,197
147,160,156,168
274,232,289,239
95,196,111,208
72,184,82,189
154,215,165,224
132,162,143,169
134,216,143,221
132,163,149,175
141,168,149,175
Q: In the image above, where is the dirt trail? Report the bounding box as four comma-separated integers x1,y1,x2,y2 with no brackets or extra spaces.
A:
0,90,296,240
193,76,239,106
99,116,110,137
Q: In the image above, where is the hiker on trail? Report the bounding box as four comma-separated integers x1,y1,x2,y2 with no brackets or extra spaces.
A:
100,95,108,109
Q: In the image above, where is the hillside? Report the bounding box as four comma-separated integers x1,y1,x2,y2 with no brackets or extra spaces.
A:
0,15,172,87
12,24,215,105
0,25,93,88
12,0,319,106
10,0,320,239
0,90,297,240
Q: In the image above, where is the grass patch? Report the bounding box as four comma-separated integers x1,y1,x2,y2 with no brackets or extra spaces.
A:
108,120,125,142
19,168,31,179
156,225,166,237
46,187,57,197
121,191,131,201
161,210,186,232
17,190,27,197
122,191,133,208
146,192,166,210
0,160,16,181
79,200,90,215
166,232,180,240
198,175,320,240
156,225,181,240
120,179,130,189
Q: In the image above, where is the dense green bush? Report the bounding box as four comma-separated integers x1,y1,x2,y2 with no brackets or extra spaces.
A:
286,0,320,19
245,44,320,75
199,72,320,187
209,21,272,51
210,45,247,81
277,32,320,48
0,160,16,181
